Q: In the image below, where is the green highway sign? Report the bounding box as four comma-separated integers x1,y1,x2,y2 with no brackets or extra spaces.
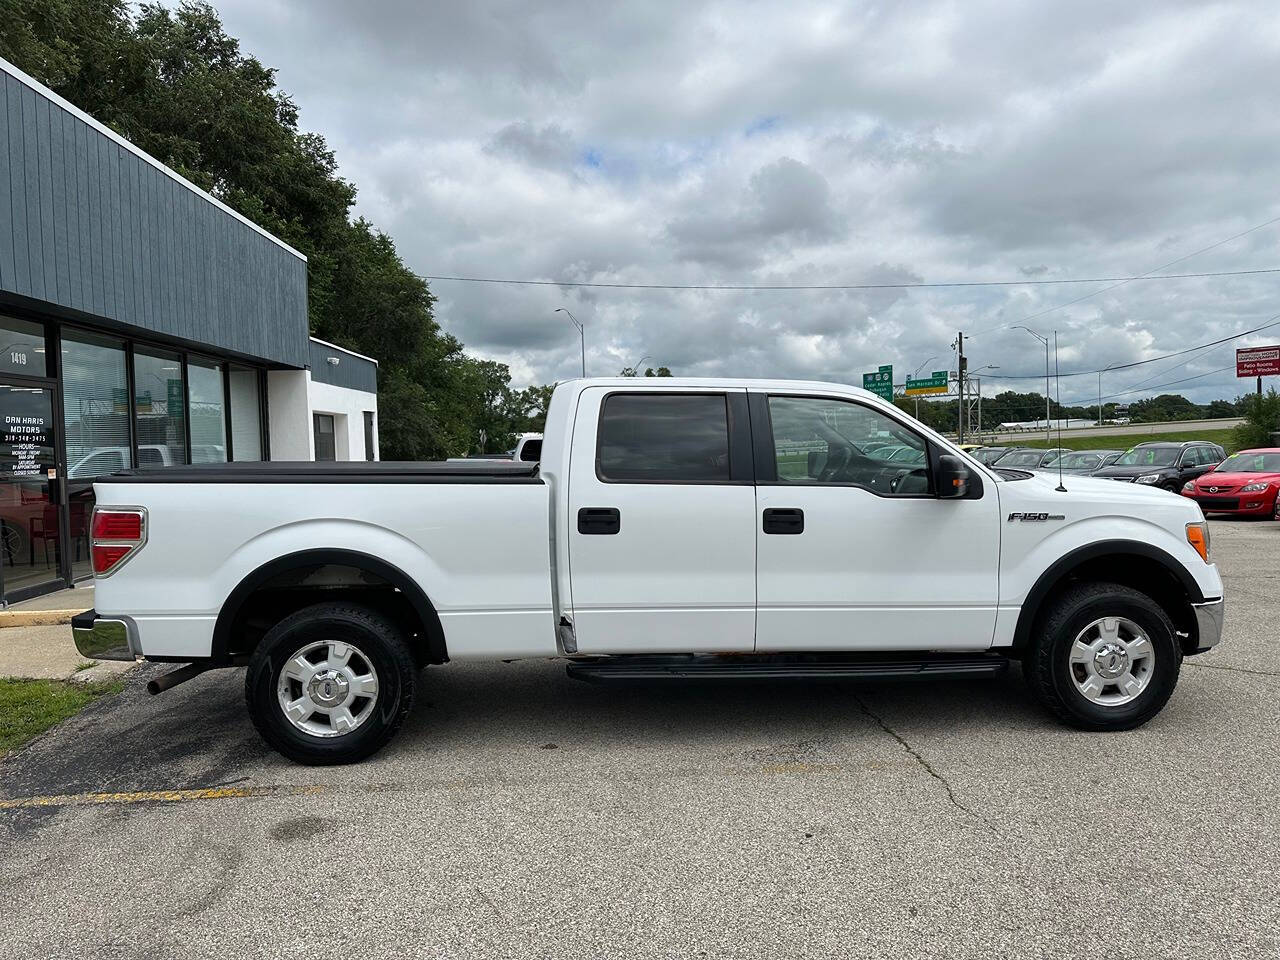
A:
904,370,949,396
862,364,894,400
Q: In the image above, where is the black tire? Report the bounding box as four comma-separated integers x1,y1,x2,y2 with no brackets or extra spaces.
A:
245,602,416,765
1026,582,1182,731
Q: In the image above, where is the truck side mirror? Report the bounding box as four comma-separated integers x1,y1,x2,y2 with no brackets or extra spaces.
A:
936,454,971,499
806,450,825,479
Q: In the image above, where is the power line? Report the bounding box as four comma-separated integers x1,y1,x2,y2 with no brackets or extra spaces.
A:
981,313,1280,380
420,266,1280,292
1097,365,1237,402
970,212,1280,335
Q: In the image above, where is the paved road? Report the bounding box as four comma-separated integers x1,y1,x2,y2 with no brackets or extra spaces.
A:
1,521,1276,959
982,417,1242,444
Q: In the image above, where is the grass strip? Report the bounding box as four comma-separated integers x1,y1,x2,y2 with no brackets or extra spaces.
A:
0,677,125,757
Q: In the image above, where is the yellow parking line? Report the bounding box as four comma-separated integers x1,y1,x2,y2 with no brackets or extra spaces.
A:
0,784,327,810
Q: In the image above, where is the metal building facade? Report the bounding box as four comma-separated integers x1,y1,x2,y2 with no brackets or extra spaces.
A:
0,56,328,602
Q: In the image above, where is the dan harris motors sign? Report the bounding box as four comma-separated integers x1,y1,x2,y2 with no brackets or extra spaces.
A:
1237,345,1280,378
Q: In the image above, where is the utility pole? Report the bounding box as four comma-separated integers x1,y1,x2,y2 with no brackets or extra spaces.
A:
955,331,966,443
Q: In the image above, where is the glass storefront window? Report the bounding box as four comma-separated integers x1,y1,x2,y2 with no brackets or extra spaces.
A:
187,359,227,463
228,367,262,461
0,386,60,593
62,332,130,479
133,350,186,466
0,315,49,377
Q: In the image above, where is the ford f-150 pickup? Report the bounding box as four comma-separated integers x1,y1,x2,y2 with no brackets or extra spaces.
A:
73,378,1225,764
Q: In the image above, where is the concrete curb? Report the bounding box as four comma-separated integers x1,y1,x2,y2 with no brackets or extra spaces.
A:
68,661,136,684
0,610,81,628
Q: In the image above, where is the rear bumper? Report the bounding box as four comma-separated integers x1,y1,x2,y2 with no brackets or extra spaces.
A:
71,609,139,661
1190,598,1225,654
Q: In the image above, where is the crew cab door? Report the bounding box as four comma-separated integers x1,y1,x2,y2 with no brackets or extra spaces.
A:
567,387,756,653
752,391,1000,651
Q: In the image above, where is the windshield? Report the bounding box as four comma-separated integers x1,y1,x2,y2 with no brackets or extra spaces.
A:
998,450,1047,467
1215,452,1280,473
1114,447,1178,467
1059,452,1101,469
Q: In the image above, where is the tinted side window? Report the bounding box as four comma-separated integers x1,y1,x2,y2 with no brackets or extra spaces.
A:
519,438,542,462
598,394,730,483
766,395,930,495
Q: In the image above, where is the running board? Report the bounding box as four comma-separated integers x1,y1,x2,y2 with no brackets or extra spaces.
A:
565,653,1009,683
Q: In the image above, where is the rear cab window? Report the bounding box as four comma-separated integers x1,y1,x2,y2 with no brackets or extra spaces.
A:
596,393,733,483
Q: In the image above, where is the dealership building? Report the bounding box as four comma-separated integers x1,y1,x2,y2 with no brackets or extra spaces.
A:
0,57,378,602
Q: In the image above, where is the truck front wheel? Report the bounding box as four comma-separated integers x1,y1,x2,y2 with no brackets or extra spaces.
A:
245,602,416,765
1026,582,1182,731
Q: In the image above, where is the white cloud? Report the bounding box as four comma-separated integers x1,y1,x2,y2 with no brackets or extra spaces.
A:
204,0,1280,404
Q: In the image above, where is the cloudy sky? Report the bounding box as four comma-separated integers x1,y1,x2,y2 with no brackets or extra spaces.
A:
205,0,1279,408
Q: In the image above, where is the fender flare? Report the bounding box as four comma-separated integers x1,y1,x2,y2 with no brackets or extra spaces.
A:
1010,539,1206,651
211,548,447,664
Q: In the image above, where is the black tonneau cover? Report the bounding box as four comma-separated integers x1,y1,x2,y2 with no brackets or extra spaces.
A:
105,460,542,484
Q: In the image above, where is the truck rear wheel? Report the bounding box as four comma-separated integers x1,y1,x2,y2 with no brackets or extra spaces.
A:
1026,582,1182,731
245,602,416,765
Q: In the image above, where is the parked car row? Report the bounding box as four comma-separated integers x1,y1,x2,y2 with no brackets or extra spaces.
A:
965,440,1280,520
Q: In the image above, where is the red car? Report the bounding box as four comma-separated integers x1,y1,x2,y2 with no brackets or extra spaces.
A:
1181,447,1280,519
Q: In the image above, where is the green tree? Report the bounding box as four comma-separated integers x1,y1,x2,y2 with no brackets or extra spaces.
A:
1129,394,1203,423
1205,399,1240,419
1233,389,1280,450
1,1,497,460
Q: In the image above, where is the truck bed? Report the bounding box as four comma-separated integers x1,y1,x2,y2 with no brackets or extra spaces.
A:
107,460,542,484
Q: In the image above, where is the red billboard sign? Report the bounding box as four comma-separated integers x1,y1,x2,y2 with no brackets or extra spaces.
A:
1237,345,1280,378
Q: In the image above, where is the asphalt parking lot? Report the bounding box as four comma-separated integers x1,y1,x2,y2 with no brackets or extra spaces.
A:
1,519,1277,959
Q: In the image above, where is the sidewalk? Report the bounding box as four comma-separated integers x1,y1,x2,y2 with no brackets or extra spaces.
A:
0,583,94,626
0,584,132,682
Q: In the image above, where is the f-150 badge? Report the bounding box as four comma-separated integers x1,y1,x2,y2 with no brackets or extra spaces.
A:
1007,512,1065,522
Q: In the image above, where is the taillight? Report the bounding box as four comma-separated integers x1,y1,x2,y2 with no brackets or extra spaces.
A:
91,507,147,577
92,511,142,540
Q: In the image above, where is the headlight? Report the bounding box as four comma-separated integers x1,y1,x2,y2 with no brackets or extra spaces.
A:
1181,481,1195,492
1240,481,1271,493
1136,473,1162,484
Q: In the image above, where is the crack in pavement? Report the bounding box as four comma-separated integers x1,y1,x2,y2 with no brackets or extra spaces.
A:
1185,661,1280,679
852,694,1004,836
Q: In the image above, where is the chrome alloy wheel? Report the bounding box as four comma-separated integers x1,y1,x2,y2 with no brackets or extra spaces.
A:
1068,616,1156,706
276,640,379,738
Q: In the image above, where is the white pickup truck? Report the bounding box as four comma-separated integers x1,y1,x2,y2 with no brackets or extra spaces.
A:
74,378,1224,764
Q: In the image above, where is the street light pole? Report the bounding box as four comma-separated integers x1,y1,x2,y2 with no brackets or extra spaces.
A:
1015,326,1051,448
1097,362,1120,426
911,356,938,422
555,308,585,377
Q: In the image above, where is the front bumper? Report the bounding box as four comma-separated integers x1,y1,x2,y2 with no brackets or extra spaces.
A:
71,609,139,661
1185,493,1274,515
1190,598,1225,654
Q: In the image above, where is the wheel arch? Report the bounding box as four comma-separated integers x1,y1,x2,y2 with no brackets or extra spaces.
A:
1010,540,1206,654
212,549,448,665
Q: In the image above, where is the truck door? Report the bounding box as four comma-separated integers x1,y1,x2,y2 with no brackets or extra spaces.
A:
567,387,756,653
752,390,1000,651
